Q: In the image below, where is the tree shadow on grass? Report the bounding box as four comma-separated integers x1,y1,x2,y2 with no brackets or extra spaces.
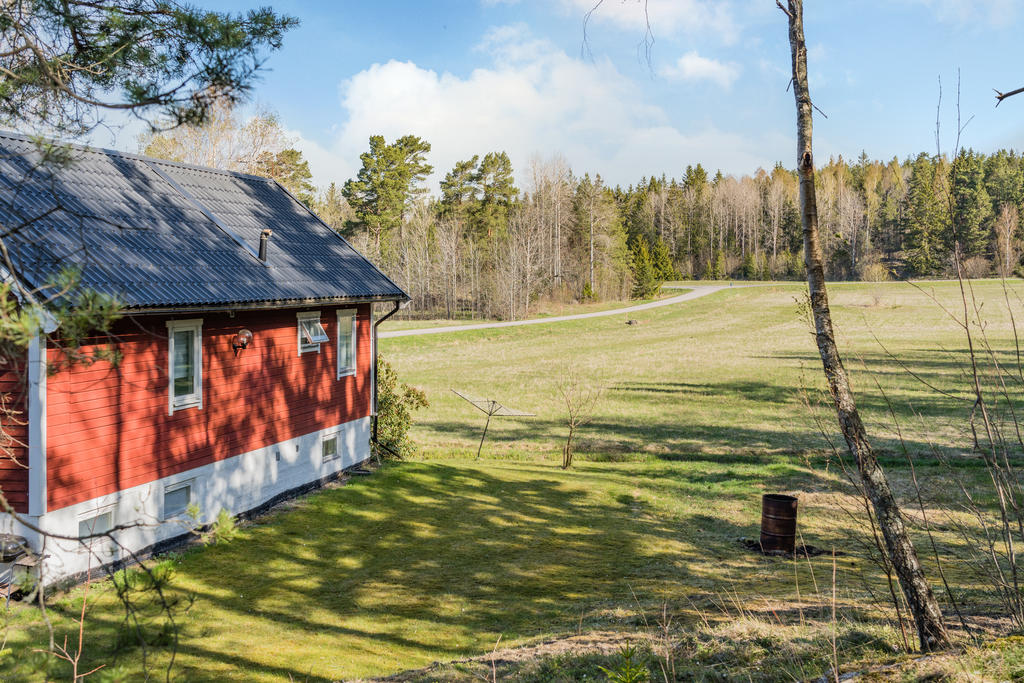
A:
53,460,863,680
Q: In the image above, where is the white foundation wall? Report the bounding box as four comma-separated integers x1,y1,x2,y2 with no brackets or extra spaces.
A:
1,416,369,583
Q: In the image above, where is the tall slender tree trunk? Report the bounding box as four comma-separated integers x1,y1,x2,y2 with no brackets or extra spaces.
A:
588,199,595,294
555,182,563,286
782,0,950,652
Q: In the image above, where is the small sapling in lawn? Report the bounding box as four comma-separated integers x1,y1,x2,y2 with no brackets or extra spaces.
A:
559,371,603,469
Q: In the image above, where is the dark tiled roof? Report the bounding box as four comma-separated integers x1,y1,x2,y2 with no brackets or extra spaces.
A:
0,132,407,310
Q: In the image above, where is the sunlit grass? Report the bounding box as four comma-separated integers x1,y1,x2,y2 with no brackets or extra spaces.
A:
3,457,858,681
382,280,1023,462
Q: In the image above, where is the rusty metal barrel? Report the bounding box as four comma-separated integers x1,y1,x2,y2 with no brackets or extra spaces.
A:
760,494,798,552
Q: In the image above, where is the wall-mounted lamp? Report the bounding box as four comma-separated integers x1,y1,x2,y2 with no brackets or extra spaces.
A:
231,329,253,355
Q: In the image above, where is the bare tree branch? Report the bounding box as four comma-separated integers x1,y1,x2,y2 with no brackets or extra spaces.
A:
995,86,1024,106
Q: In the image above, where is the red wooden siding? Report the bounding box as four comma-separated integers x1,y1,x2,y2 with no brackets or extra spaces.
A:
46,305,372,511
0,358,28,513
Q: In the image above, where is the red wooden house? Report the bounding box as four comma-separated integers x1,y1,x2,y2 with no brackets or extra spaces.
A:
0,132,408,581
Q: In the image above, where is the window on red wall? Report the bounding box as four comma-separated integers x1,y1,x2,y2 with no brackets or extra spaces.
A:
337,309,356,378
166,319,203,414
297,311,329,355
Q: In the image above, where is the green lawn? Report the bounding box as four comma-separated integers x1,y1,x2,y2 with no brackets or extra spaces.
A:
385,280,1016,462
6,456,882,681
3,279,1021,681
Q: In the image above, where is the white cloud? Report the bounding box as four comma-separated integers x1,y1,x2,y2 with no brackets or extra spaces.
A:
563,0,739,44
659,51,740,88
910,0,1016,26
294,24,781,194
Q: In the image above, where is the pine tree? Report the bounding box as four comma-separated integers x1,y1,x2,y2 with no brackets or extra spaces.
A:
630,237,660,298
0,2,295,136
949,149,992,258
741,251,757,279
342,135,432,258
471,151,518,239
440,156,480,221
651,237,676,280
713,250,726,279
252,148,316,205
985,150,1024,214
903,153,947,275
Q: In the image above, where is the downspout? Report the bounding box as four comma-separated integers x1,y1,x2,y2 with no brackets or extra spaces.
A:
370,299,403,457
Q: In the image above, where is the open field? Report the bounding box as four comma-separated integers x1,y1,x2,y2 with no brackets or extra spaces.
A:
384,279,1020,462
4,279,1024,680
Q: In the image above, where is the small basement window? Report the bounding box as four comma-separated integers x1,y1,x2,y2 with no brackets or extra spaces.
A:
297,311,329,355
337,309,357,378
164,481,193,519
166,319,203,414
322,434,339,462
78,510,113,538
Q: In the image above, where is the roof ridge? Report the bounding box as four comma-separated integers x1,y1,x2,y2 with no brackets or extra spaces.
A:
0,129,276,184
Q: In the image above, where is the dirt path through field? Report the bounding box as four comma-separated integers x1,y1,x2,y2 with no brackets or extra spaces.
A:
379,285,734,338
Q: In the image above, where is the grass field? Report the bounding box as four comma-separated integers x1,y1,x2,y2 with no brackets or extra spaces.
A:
385,280,1014,462
3,279,1023,681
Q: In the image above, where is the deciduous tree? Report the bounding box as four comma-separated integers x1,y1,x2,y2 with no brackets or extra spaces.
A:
311,183,354,232
994,203,1020,278
141,101,316,205
780,0,949,652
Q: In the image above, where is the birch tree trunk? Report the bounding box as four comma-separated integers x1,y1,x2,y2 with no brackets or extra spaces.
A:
782,0,950,652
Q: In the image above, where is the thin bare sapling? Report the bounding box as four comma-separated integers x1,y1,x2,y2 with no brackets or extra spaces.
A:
559,371,603,470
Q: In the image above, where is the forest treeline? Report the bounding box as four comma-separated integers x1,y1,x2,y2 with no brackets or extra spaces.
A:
141,106,1024,320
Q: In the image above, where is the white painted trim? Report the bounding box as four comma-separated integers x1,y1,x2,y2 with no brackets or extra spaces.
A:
166,319,203,415
336,308,357,379
3,416,370,583
296,310,325,355
370,308,377,416
28,334,46,516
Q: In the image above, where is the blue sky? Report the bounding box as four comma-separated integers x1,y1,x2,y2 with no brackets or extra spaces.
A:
98,0,1024,193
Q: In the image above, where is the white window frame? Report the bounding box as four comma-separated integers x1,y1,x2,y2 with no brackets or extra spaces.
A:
78,507,115,539
297,311,329,355
336,308,357,378
162,479,194,520
77,503,118,553
321,432,340,463
166,319,203,415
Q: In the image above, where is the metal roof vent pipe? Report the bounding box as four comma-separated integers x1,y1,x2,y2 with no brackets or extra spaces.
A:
258,229,273,262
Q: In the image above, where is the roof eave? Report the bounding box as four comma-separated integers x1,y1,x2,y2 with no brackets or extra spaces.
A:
121,292,410,317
